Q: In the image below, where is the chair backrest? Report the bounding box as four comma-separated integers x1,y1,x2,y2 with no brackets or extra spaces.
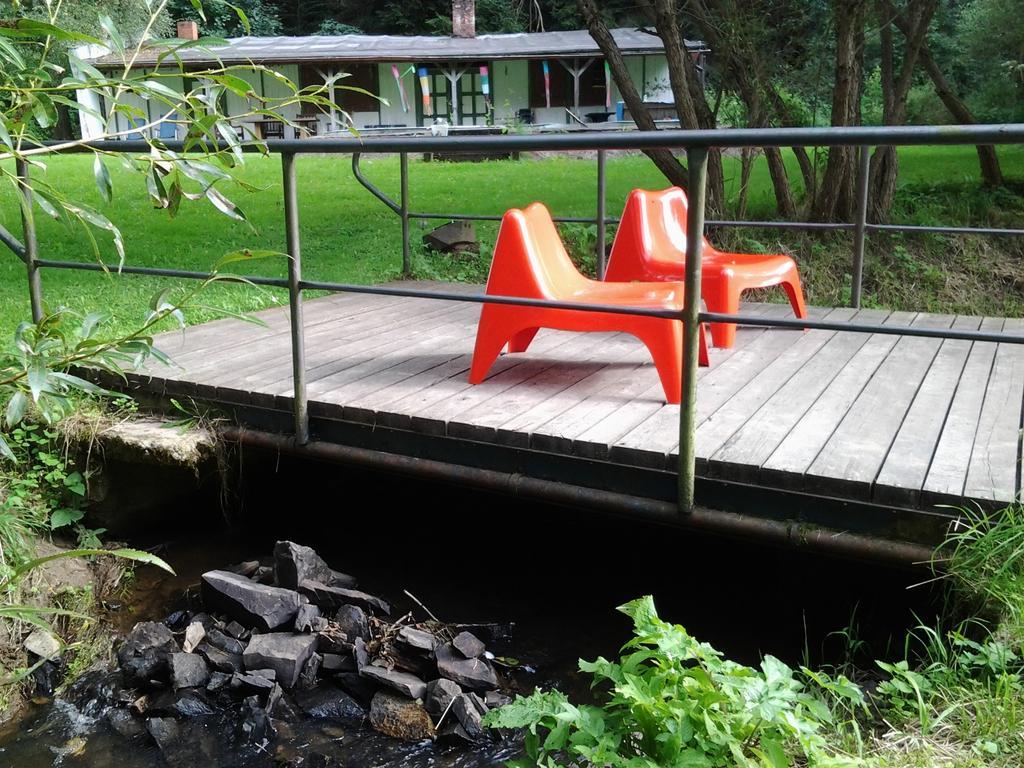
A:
606,186,711,280
484,202,588,299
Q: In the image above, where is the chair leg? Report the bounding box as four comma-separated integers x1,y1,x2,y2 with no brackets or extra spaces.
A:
469,310,515,384
781,265,808,320
508,327,540,353
705,282,740,349
634,322,683,405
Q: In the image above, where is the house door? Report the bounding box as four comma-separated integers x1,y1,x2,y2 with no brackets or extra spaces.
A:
458,70,489,126
416,69,452,125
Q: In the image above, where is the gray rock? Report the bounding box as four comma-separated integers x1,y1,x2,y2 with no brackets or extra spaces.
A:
369,691,435,741
232,670,277,694
170,653,209,689
195,642,243,674
172,691,218,717
206,671,231,692
451,693,487,740
452,631,485,659
201,570,301,631
182,622,205,653
435,644,498,691
243,633,317,689
360,665,427,699
484,690,511,709
353,637,369,670
316,629,353,655
24,629,61,661
274,541,357,590
336,672,378,705
146,717,180,752
425,678,462,714
294,604,322,633
118,622,179,686
206,628,246,655
398,627,438,653
298,652,322,689
294,685,365,722
223,621,248,640
298,581,390,616
335,605,369,642
253,566,275,585
423,220,478,255
321,653,355,674
106,708,144,739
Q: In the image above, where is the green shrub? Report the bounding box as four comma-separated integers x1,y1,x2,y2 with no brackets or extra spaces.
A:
484,596,865,767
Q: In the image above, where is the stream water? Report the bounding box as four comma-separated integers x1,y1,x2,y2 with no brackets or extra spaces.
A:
0,454,943,767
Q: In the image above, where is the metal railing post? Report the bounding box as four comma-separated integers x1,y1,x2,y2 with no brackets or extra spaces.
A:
400,152,411,276
678,147,707,514
16,159,44,323
596,149,607,279
281,152,309,444
851,145,871,308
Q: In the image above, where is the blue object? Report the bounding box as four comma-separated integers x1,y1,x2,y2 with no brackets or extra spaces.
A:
615,101,625,121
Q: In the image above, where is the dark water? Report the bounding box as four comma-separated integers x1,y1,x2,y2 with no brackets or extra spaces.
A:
0,450,943,766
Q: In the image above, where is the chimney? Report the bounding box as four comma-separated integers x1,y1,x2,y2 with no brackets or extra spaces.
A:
176,20,199,40
452,0,476,38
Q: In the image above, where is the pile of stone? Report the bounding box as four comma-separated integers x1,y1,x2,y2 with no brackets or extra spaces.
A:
112,541,510,755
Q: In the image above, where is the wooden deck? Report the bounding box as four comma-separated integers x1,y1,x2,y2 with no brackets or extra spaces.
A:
129,282,1024,543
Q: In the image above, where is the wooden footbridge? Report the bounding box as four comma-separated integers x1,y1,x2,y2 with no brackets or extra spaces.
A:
6,125,1024,565
116,281,1023,562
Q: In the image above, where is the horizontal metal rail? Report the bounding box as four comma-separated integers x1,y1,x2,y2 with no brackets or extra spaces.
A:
0,223,27,262
72,123,1024,154
33,258,1024,345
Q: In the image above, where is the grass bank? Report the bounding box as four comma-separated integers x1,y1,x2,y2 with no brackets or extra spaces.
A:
0,145,1021,341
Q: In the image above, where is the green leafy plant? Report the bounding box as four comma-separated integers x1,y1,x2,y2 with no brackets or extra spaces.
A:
484,596,865,767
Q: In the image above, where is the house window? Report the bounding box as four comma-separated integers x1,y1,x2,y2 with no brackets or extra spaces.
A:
415,64,491,126
299,63,380,114
528,58,606,109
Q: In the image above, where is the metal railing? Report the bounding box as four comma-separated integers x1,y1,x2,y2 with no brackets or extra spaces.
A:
4,124,1024,513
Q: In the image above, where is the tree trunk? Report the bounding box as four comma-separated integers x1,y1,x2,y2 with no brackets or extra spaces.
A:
813,0,866,222
644,0,725,214
868,0,938,221
577,0,689,190
893,29,1003,186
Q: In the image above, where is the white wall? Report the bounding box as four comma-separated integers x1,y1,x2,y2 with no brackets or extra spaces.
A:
375,63,413,128
643,55,673,103
492,59,528,123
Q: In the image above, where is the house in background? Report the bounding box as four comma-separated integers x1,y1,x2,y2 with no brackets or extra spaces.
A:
79,2,708,140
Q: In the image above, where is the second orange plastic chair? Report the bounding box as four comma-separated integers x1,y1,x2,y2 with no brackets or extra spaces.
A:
606,187,807,349
468,202,709,405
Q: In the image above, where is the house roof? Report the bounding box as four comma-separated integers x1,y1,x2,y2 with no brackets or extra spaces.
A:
90,27,707,68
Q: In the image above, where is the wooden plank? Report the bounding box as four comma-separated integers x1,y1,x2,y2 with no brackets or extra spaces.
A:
254,303,479,394
310,317,482,407
921,317,1005,507
186,296,467,386
872,314,983,508
803,311,955,500
449,332,644,445
693,306,856,463
707,308,888,483
760,310,914,489
607,304,825,470
149,291,384,368
405,331,617,437
964,317,1024,504
360,329,580,430
497,342,655,449
568,303,787,461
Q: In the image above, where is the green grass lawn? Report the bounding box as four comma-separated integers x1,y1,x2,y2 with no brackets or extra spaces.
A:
1,144,1022,341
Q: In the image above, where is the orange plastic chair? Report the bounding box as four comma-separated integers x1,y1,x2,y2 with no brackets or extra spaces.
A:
468,202,709,405
606,187,807,349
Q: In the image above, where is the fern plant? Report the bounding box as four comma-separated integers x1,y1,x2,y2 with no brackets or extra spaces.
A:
484,596,866,768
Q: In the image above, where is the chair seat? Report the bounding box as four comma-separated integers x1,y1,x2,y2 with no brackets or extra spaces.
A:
605,187,807,349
